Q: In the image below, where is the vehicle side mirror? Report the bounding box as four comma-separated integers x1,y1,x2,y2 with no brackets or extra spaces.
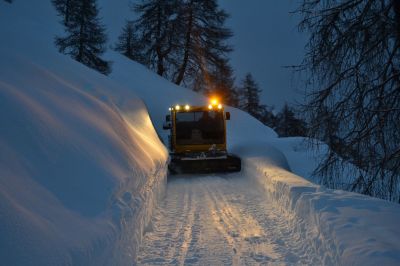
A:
163,122,171,130
163,115,171,130
226,112,231,120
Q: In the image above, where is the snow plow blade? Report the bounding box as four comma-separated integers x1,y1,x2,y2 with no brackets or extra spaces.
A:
169,154,241,174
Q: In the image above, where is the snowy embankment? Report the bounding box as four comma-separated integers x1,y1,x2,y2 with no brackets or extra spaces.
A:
0,2,168,264
0,55,168,264
237,145,400,265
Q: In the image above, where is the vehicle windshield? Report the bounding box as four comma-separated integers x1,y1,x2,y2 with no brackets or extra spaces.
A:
175,111,224,145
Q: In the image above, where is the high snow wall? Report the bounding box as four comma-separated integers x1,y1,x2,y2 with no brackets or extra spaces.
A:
238,146,400,266
0,51,169,265
0,2,169,263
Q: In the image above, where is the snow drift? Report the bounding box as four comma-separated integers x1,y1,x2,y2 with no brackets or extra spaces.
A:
0,2,168,264
242,156,400,265
0,52,169,265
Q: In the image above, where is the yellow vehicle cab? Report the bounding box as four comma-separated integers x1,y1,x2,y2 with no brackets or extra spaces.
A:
163,99,241,174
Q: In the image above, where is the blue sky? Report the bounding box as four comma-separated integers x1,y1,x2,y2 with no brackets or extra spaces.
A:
100,0,308,110
219,0,308,110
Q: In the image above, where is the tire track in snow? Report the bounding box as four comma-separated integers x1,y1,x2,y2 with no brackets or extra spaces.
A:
137,174,322,265
139,182,191,264
204,180,243,265
176,188,196,265
204,176,281,265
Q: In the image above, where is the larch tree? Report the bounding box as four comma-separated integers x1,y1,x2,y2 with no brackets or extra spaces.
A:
259,106,277,130
274,104,307,137
298,0,400,201
125,0,235,99
203,59,239,107
173,0,233,92
238,73,264,119
54,0,110,75
129,0,179,77
114,21,141,61
52,0,73,25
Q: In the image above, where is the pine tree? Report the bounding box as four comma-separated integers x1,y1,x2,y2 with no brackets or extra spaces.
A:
173,0,233,90
52,0,73,24
128,0,235,99
259,106,277,129
54,0,110,75
203,59,239,107
130,0,179,77
115,21,141,61
238,73,263,119
274,104,307,137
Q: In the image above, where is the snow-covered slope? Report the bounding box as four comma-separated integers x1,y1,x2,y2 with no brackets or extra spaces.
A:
0,1,168,264
1,1,400,265
243,157,400,265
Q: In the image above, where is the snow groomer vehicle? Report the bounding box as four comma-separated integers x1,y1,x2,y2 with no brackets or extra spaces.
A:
163,98,241,174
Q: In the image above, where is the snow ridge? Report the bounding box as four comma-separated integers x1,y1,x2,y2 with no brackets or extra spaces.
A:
0,22,168,264
243,157,400,265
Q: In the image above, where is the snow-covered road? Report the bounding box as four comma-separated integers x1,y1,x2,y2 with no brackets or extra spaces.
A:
138,173,321,265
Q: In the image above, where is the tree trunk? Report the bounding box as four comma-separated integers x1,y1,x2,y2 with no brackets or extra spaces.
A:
156,4,165,76
65,0,71,25
77,15,84,62
175,1,193,85
393,0,400,84
394,0,400,41
156,48,164,76
127,29,132,57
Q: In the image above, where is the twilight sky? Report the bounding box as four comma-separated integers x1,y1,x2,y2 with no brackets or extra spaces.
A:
219,0,308,110
100,0,308,110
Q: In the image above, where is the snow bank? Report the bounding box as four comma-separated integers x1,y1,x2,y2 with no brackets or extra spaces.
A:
266,136,332,182
0,53,168,265
0,2,168,264
242,156,400,265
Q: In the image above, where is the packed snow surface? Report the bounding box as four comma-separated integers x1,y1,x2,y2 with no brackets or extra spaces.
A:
1,1,400,265
138,174,322,265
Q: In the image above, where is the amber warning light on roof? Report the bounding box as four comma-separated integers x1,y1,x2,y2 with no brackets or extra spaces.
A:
208,98,222,110
168,98,223,111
